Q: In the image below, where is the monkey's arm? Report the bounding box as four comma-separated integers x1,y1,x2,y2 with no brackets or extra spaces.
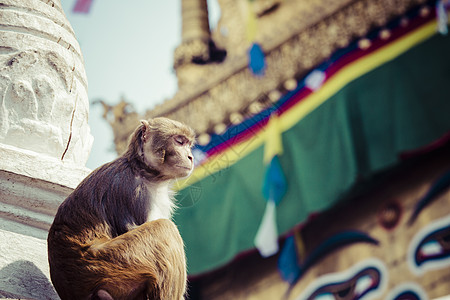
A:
85,219,187,300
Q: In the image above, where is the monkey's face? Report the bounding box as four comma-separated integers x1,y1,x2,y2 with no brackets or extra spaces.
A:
140,118,195,180
162,134,194,178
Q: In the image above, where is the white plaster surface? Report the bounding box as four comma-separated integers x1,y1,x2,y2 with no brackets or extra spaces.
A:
0,167,74,299
0,0,93,166
0,1,93,298
0,168,73,238
0,229,59,300
0,143,91,190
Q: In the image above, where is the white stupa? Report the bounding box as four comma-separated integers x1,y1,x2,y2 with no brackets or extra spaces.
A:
0,1,93,298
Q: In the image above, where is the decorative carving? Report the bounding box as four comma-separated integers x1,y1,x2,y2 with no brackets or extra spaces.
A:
0,0,92,165
213,0,248,58
252,0,282,17
174,39,210,69
0,50,90,163
94,97,140,155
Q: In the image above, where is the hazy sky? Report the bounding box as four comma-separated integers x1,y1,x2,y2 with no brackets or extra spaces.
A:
60,0,219,169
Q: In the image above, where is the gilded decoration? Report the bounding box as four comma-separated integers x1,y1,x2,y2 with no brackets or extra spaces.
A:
173,39,210,69
111,0,428,154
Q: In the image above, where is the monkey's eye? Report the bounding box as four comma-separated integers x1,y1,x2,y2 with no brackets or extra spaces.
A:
174,136,185,145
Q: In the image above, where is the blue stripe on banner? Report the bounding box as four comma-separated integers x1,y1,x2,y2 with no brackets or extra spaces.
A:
194,2,433,155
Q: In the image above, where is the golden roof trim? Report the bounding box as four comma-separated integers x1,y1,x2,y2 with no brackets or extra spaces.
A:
147,0,425,135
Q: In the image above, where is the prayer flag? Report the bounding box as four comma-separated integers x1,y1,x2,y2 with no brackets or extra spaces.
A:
73,0,93,14
254,115,287,257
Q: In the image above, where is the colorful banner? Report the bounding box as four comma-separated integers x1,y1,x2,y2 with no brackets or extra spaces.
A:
175,5,450,276
180,7,444,191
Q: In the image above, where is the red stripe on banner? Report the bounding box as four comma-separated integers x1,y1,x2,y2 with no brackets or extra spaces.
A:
206,117,271,158
278,9,435,117
73,0,93,13
202,9,436,160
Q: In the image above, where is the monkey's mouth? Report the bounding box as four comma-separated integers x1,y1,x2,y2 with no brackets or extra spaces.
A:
176,165,193,171
175,165,194,178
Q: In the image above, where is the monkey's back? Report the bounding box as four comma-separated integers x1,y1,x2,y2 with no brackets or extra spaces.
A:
51,158,150,236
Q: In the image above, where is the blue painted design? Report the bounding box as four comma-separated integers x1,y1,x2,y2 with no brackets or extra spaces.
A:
278,231,379,285
409,169,450,224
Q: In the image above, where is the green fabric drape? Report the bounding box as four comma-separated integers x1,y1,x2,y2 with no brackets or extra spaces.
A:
174,34,450,275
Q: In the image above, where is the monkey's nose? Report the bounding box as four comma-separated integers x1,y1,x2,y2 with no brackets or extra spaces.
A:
188,155,193,162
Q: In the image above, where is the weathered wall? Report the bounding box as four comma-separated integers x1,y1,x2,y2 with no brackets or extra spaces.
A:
0,0,92,164
0,0,92,298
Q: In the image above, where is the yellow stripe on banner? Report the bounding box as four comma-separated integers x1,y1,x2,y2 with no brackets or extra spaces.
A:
246,1,258,43
174,127,268,190
278,19,438,133
175,20,438,191
263,114,283,164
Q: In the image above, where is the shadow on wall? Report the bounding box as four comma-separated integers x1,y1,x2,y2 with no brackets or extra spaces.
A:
0,260,59,300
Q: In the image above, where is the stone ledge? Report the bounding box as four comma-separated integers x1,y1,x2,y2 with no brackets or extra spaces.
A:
0,229,59,300
0,169,73,240
0,143,91,190
0,143,88,240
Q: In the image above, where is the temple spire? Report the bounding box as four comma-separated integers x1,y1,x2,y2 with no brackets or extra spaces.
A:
174,0,211,68
182,0,211,43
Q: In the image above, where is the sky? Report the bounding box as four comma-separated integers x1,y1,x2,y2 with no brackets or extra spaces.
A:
60,0,220,169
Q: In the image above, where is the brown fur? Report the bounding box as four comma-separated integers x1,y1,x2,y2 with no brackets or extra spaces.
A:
48,118,195,300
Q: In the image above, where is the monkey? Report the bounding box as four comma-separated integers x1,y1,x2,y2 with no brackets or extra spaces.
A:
47,117,196,300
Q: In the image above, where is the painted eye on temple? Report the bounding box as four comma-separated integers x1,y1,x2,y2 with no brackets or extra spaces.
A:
307,268,381,300
385,283,428,300
408,169,450,225
390,291,422,300
297,259,387,300
314,293,334,300
408,214,450,275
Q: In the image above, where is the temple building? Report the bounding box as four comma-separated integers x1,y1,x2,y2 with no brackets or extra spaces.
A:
109,0,450,299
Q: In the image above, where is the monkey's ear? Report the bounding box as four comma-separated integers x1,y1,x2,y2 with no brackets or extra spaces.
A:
140,120,151,142
140,120,150,127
